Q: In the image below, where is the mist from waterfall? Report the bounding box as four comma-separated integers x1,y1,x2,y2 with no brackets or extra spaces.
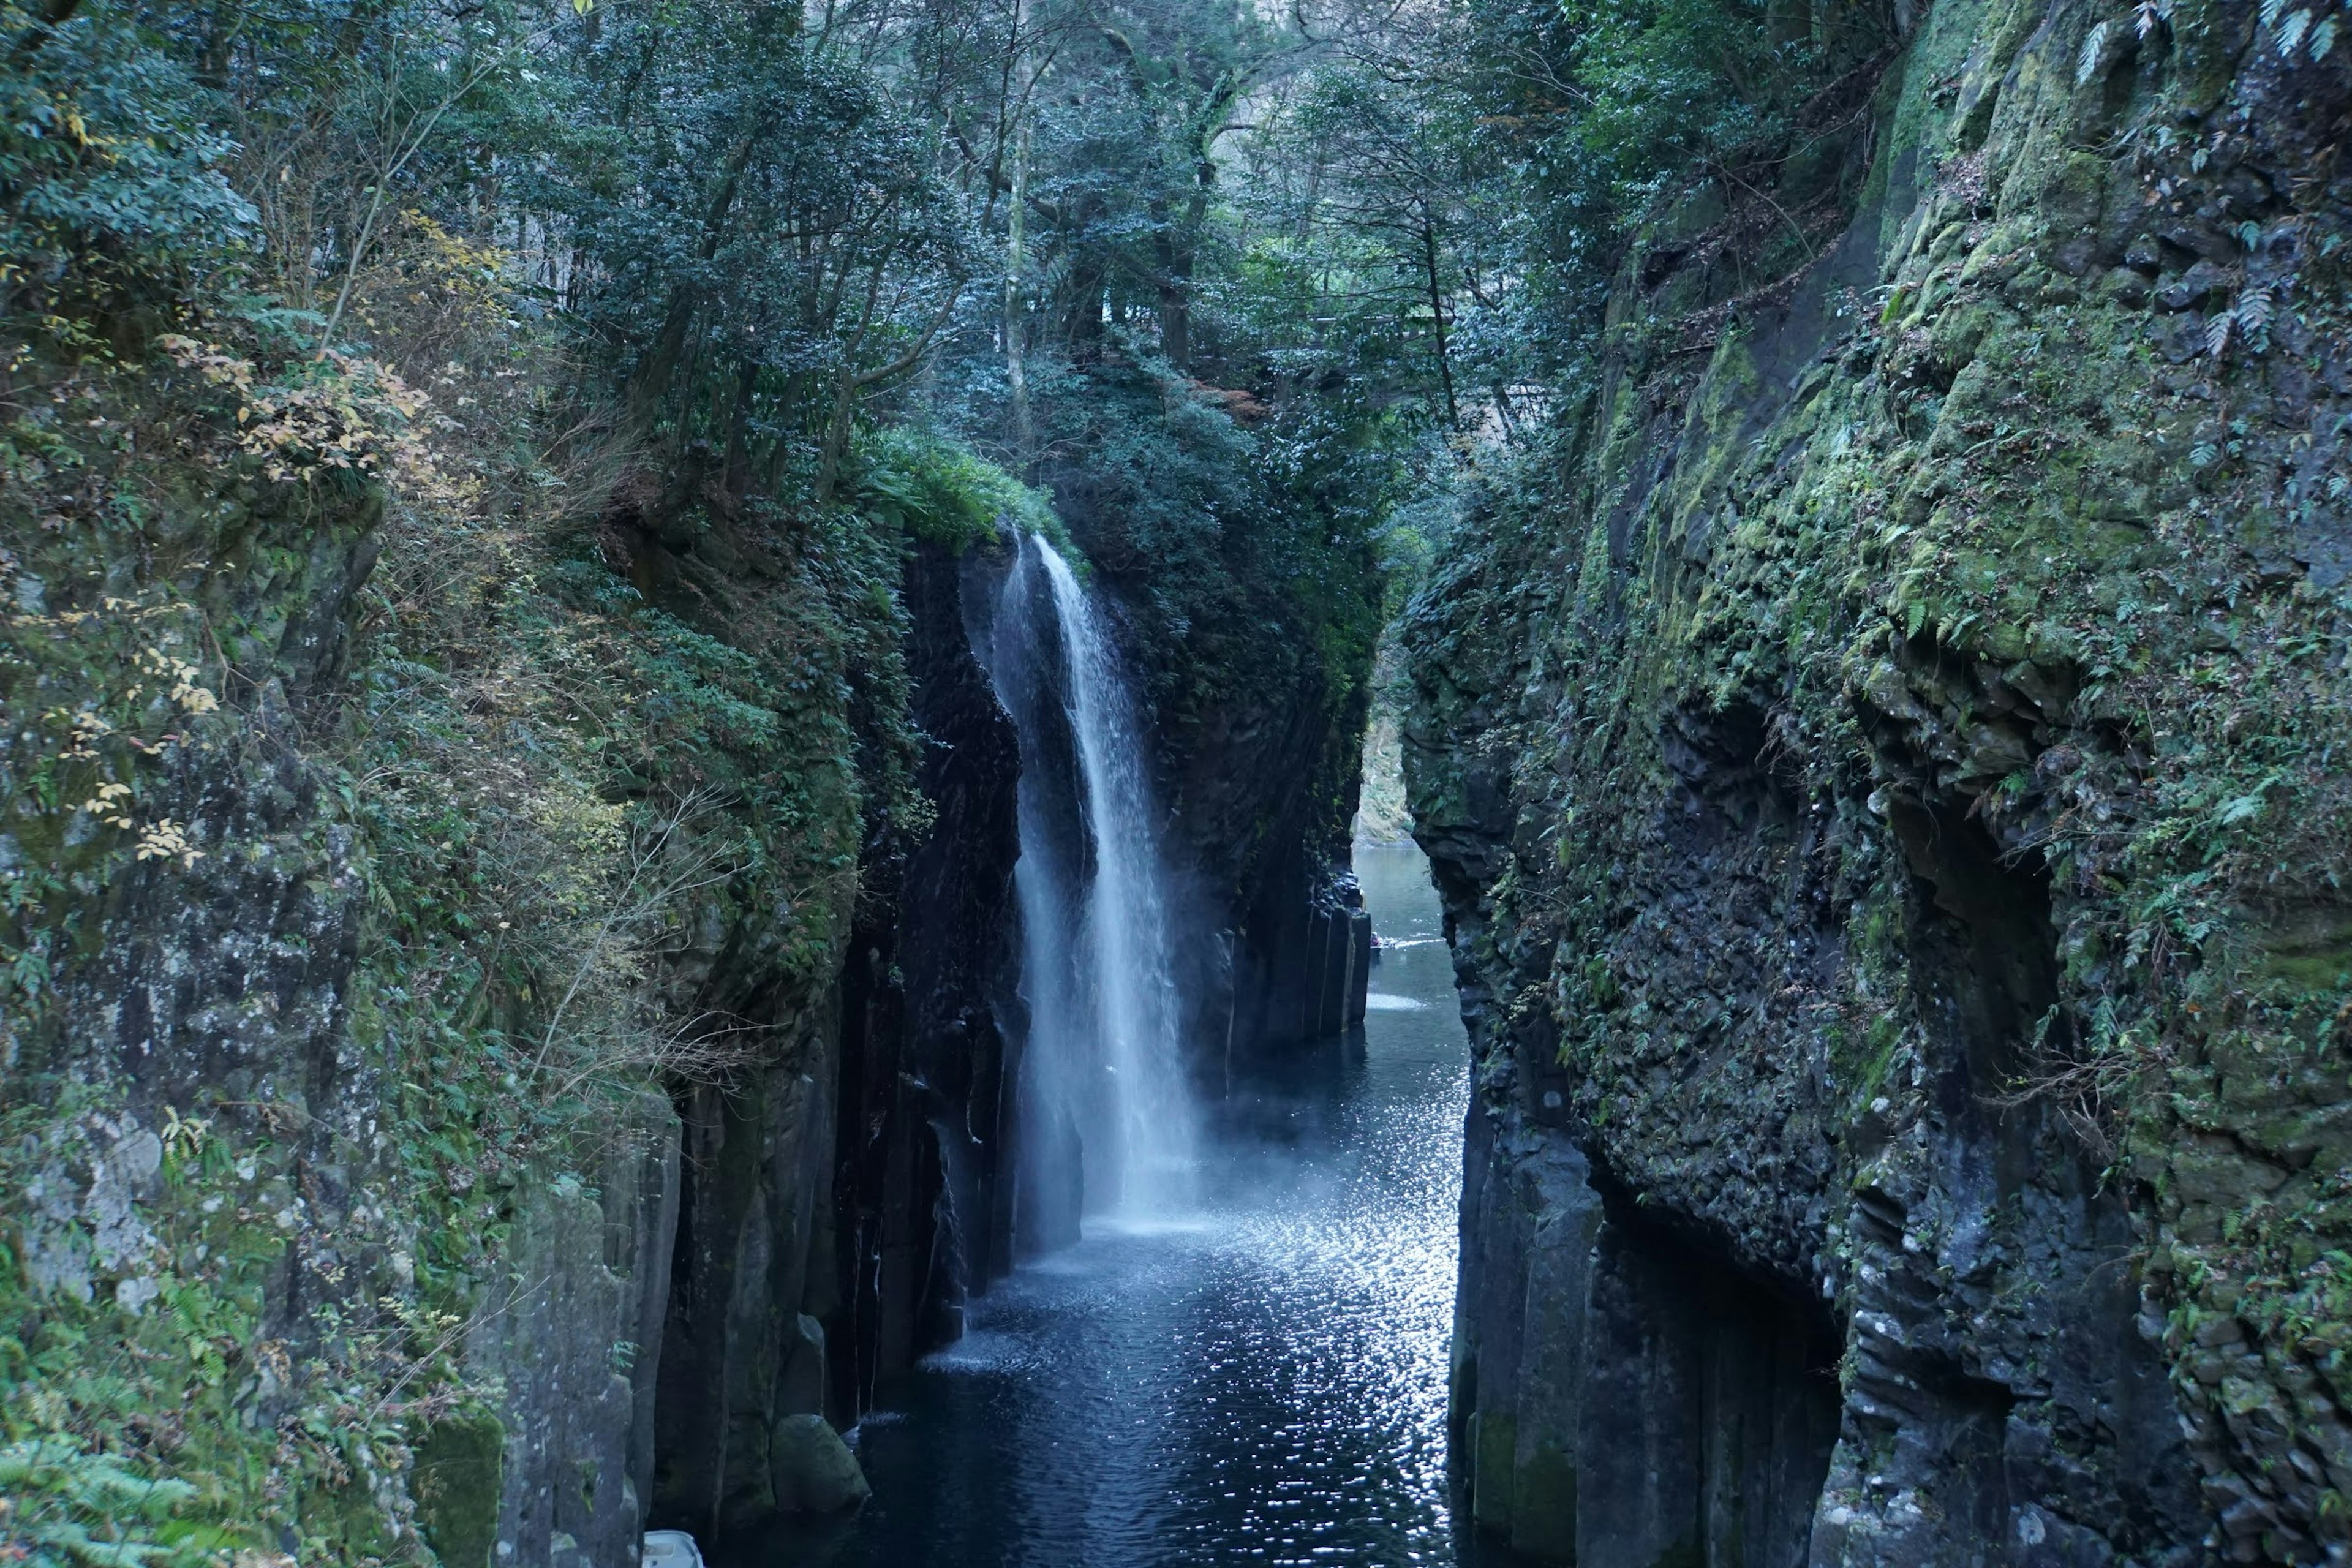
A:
984,533,1196,1253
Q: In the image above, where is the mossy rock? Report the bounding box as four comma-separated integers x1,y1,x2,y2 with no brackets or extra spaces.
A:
411,1412,506,1568
769,1413,869,1515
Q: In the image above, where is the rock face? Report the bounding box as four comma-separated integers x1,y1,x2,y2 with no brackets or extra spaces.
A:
646,538,1024,1538
2,462,692,1568
1121,568,1376,1068
466,1105,680,1567
1,426,1019,1564
828,542,1025,1397
1408,2,2351,1564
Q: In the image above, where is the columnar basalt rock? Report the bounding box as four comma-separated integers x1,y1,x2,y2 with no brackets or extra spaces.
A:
649,539,1025,1537
1152,594,1377,1066
1411,2,2351,1562
828,541,1025,1391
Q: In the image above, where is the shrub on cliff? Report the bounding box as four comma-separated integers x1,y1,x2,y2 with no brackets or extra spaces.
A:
851,425,1061,554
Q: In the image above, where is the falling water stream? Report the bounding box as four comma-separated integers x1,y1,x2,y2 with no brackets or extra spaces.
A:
1001,536,1196,1226
741,540,1491,1566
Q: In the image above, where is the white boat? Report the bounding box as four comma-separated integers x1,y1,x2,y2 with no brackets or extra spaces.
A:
639,1531,704,1568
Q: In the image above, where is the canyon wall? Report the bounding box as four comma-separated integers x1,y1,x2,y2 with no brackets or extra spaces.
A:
645,540,1025,1546
1408,1,2352,1562
1160,612,1374,1070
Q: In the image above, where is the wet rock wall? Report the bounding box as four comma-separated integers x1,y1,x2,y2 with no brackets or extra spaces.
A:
1153,596,1376,1068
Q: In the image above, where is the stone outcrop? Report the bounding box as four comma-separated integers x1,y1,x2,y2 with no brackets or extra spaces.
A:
1409,1,2351,1562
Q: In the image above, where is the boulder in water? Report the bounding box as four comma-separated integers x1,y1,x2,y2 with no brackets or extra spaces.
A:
770,1414,871,1513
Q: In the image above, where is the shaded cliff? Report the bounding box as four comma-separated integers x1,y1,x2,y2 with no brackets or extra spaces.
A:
649,540,1023,1541
1408,1,2352,1562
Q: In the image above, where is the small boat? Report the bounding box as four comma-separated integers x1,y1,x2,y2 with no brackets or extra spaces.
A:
640,1531,705,1568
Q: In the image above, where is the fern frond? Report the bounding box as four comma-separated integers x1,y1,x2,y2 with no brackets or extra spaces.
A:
2076,20,2110,85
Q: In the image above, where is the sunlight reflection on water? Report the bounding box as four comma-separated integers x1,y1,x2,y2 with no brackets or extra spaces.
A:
1363,993,1427,1011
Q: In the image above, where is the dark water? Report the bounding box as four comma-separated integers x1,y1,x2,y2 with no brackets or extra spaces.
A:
737,843,1493,1568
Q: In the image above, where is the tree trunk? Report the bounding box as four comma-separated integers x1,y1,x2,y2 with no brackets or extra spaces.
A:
1005,126,1035,478
1421,219,1458,431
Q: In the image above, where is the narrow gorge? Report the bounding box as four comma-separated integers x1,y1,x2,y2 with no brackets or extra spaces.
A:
3,0,2350,1564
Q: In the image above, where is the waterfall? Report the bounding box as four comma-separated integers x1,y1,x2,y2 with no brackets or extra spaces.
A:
983,534,1195,1251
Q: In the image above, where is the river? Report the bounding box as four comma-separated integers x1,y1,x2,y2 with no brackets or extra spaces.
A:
734,841,1503,1567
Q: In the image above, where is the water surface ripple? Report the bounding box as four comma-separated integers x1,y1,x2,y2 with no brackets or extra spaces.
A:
744,844,1490,1567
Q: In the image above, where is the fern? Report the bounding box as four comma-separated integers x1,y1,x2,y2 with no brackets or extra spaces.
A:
2076,20,2110,85
2278,7,2313,53
2312,15,2339,56
2205,311,2233,358
0,1441,202,1568
2260,0,2290,26
2231,284,2276,355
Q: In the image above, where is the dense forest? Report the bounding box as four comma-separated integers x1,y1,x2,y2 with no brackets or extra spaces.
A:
6,0,2352,1558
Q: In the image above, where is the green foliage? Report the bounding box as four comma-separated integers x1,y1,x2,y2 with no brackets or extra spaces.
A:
0,0,252,325
0,1077,407,1567
513,0,974,483
1526,0,1791,217
0,1438,205,1568
851,426,1059,553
